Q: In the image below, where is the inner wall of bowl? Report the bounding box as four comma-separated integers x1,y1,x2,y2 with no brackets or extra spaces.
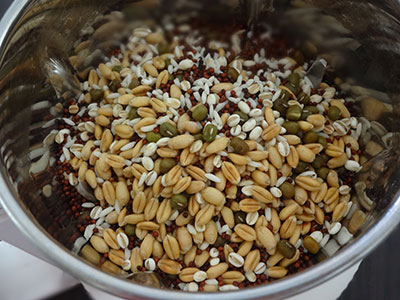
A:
1,0,400,287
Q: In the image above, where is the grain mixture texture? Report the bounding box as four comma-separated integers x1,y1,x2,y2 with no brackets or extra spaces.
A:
48,21,372,292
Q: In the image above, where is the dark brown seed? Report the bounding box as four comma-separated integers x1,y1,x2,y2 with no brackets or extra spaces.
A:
280,182,295,199
277,240,296,259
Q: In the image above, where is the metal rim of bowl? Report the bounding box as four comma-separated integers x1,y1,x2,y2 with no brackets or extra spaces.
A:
1,1,400,299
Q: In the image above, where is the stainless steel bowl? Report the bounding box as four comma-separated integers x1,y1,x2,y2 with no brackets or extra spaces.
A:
1,0,400,299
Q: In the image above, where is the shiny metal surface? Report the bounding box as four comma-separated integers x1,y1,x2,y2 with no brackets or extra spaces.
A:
1,0,400,299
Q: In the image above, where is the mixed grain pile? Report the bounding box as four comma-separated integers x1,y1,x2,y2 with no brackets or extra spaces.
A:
50,23,369,291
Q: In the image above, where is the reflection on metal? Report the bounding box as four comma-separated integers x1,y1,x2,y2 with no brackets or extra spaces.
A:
306,57,327,88
245,0,274,27
130,272,164,289
42,47,81,98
